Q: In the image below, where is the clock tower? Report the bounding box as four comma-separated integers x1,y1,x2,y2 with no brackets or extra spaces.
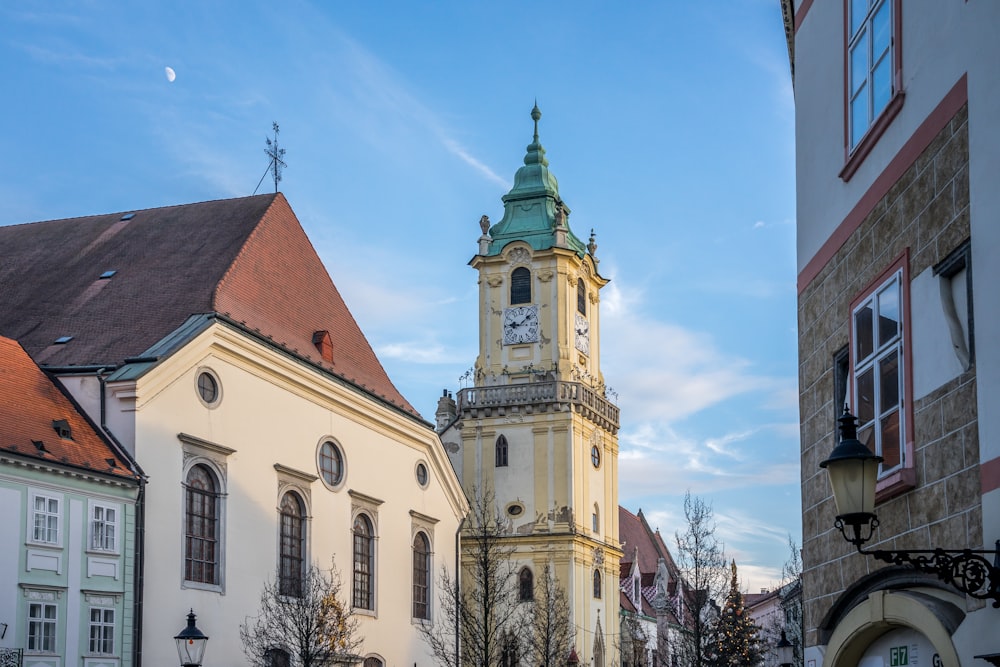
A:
438,105,621,666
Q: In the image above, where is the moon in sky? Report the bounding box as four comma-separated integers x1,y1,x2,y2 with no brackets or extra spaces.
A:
165,66,176,83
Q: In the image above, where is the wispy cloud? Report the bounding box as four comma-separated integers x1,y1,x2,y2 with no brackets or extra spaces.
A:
15,42,121,69
320,31,508,188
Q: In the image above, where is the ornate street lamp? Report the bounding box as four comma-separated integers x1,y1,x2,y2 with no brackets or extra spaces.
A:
174,609,209,667
821,407,1000,607
776,630,794,667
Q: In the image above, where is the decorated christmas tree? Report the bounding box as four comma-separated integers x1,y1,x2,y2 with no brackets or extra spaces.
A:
710,560,763,667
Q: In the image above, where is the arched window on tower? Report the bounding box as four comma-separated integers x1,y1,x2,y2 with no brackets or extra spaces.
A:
510,267,531,304
495,435,509,467
577,277,587,314
593,569,602,598
519,567,534,601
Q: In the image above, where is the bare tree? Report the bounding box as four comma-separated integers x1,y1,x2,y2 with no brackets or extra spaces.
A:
670,492,728,667
525,562,574,667
419,487,528,667
240,559,362,667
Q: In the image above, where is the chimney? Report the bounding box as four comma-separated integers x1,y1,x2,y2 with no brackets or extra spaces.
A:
435,389,457,433
312,330,334,363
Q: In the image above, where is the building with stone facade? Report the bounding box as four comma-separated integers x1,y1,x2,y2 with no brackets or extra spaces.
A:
0,194,467,667
437,105,623,666
784,0,1000,664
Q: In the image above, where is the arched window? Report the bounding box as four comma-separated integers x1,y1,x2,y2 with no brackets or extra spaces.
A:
265,648,291,667
633,576,640,605
495,435,509,467
593,569,602,598
412,532,431,619
353,514,375,610
500,632,519,667
185,464,220,584
279,492,305,597
577,277,587,314
510,267,531,304
592,504,600,533
363,658,384,667
519,567,534,601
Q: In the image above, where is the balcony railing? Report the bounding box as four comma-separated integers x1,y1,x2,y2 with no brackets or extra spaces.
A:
457,381,619,432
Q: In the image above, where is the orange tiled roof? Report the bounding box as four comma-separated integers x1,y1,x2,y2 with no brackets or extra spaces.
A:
0,194,419,418
0,336,137,480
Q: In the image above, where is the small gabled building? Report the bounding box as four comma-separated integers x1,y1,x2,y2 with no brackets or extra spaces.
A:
0,194,468,667
618,507,687,667
0,336,141,667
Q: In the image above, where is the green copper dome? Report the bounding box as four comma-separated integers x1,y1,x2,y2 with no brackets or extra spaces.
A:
484,104,587,257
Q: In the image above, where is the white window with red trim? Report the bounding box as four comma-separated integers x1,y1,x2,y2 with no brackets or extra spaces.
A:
848,0,894,149
851,266,906,479
841,0,904,180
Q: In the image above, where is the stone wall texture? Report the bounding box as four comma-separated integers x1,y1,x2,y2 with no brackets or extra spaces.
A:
797,104,978,648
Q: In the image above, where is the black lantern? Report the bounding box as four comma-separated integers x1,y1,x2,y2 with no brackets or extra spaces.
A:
174,609,209,667
819,408,882,547
776,630,794,667
821,408,1000,606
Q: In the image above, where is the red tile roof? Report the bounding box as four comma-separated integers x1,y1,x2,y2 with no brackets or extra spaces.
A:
0,336,137,480
0,194,418,418
619,506,680,576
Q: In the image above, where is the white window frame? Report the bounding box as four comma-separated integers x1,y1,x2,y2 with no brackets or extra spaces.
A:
852,268,905,477
88,606,116,655
88,501,120,553
848,0,894,150
27,601,58,653
28,490,62,547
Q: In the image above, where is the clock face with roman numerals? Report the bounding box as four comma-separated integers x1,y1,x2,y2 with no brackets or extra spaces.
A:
503,305,539,344
575,312,590,354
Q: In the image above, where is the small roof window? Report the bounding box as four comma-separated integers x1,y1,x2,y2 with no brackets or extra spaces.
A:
54,336,73,344
120,213,135,221
99,270,117,279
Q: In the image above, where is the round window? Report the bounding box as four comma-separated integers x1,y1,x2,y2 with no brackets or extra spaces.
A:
318,441,344,487
507,504,524,516
591,445,601,468
416,462,429,487
196,369,221,407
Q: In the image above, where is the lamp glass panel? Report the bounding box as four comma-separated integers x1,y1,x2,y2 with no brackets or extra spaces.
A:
176,636,208,666
828,456,880,516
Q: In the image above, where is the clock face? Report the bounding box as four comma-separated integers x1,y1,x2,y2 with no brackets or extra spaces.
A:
575,312,590,354
503,305,539,344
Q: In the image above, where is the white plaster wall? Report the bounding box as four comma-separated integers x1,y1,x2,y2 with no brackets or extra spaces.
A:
795,0,978,271
909,266,967,400
114,324,464,667
965,2,1000,537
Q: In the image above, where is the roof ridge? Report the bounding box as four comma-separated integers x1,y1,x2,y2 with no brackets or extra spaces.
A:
6,193,278,229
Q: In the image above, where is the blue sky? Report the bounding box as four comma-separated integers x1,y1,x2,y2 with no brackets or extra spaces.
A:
0,1,799,592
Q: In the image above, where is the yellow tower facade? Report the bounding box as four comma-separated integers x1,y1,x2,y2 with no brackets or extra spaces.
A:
439,105,622,666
